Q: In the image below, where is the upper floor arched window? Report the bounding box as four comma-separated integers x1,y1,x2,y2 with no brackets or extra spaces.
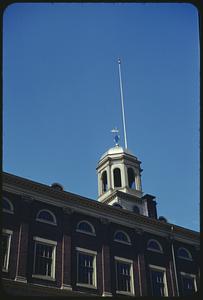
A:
76,220,96,236
114,230,131,245
101,171,108,192
177,247,192,261
147,239,163,253
36,209,57,225
112,203,123,209
113,168,122,188
133,205,140,214
3,197,14,214
127,168,136,189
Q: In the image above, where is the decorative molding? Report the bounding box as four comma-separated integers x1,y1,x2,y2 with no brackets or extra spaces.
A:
63,207,74,215
100,217,110,225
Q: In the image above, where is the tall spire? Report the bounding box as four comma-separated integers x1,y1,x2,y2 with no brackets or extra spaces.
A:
118,58,128,149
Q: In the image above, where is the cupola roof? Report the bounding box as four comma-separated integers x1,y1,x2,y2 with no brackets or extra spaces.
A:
99,145,136,161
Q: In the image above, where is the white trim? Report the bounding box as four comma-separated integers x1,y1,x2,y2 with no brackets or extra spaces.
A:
177,247,193,261
149,265,168,296
147,239,163,253
14,276,27,283
102,292,112,296
2,229,13,272
76,247,97,255
76,220,96,235
33,236,57,245
115,256,135,295
76,248,97,289
2,197,14,214
36,209,57,225
61,284,72,291
114,230,131,245
114,256,133,264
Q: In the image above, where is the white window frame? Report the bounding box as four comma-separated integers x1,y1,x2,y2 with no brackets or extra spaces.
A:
32,236,57,281
76,220,96,236
147,239,163,253
149,264,168,297
115,256,135,296
2,197,14,214
114,230,131,245
177,247,193,261
180,272,197,294
36,209,57,226
2,229,13,272
76,247,97,289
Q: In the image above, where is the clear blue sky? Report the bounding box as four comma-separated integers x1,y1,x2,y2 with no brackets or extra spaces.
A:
3,3,199,231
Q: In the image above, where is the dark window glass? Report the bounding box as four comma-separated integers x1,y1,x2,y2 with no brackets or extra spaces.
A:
127,168,136,189
116,261,131,292
78,221,94,233
133,205,140,214
113,203,123,209
34,243,53,277
78,253,94,285
38,210,55,223
102,171,108,192
2,234,9,270
182,276,195,296
3,198,12,212
114,231,129,243
114,168,122,187
178,248,192,260
151,270,165,296
148,240,162,252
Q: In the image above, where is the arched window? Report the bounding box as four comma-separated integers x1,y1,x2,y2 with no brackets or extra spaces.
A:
133,205,140,214
36,209,57,225
113,168,122,188
114,230,131,245
147,239,163,253
128,168,136,189
101,171,108,192
3,197,14,214
76,220,96,236
112,203,123,209
177,247,192,260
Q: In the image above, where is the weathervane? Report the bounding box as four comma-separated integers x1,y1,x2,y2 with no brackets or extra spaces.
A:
118,58,128,149
111,128,120,146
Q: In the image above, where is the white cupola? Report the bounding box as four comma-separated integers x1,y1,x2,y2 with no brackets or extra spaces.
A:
96,138,149,216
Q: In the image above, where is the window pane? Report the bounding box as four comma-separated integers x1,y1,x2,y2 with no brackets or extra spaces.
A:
3,199,12,211
78,253,94,285
34,243,53,277
78,222,93,233
116,261,131,292
182,276,195,296
114,168,122,187
38,211,54,223
151,270,165,296
115,231,129,243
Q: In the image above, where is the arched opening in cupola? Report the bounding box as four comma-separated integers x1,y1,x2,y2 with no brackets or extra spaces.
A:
101,171,108,192
113,168,122,187
128,167,136,189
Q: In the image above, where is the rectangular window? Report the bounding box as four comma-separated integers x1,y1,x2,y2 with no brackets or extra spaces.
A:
2,229,12,272
115,257,134,295
33,237,56,280
76,247,97,288
149,266,168,296
181,273,197,296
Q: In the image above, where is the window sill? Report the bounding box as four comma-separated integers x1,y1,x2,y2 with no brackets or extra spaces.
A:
76,283,97,289
76,229,96,236
147,248,163,254
35,219,57,226
114,239,131,245
2,268,8,273
116,290,134,296
32,274,56,281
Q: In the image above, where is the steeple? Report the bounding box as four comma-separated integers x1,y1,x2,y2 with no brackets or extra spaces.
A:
96,59,157,217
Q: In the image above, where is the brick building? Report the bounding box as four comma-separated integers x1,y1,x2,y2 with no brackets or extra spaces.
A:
2,144,200,296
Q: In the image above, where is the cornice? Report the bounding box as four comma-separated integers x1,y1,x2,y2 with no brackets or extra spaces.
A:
3,172,199,245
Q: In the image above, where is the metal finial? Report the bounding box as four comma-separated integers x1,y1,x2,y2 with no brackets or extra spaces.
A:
111,128,120,146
